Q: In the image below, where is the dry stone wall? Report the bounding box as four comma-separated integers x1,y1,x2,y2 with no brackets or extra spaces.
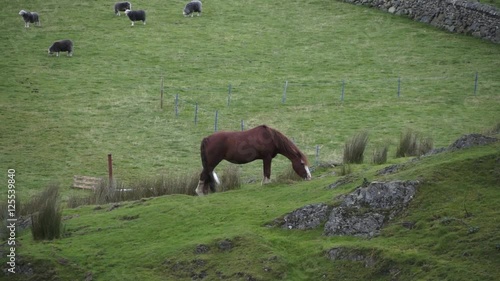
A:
342,0,500,43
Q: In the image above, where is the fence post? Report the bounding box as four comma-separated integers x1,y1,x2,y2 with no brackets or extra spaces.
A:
315,145,320,166
194,103,198,125
341,80,345,101
282,80,288,104
241,119,244,131
175,94,179,117
397,77,401,98
108,153,114,189
160,75,164,109
214,110,219,132
474,72,478,96
227,84,232,106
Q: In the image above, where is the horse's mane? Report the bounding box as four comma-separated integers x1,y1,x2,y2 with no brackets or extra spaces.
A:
266,126,309,165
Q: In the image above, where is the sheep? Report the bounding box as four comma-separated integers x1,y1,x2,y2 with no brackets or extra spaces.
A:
183,1,202,17
19,10,41,28
124,9,146,26
114,2,131,16
48,40,74,57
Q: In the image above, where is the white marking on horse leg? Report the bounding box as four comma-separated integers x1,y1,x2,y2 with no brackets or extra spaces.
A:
212,171,220,185
195,180,205,196
305,166,312,180
131,21,134,26
262,177,271,185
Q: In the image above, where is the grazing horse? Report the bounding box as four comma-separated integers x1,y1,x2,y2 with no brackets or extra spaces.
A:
195,125,312,196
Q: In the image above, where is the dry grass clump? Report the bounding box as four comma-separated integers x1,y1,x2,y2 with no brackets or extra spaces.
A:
482,122,500,136
276,166,304,183
30,183,63,240
372,145,389,164
340,164,352,176
218,165,241,192
343,131,369,164
396,129,433,157
67,169,242,208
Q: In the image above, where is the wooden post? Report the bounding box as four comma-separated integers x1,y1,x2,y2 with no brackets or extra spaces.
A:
108,153,113,189
241,119,244,131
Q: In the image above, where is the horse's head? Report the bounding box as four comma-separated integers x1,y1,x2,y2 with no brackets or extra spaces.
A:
291,158,312,180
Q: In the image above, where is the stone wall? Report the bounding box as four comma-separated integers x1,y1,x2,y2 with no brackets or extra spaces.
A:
342,0,500,43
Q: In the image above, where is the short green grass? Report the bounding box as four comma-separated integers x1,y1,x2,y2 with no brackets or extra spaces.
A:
0,0,498,200
4,142,500,280
0,1,499,279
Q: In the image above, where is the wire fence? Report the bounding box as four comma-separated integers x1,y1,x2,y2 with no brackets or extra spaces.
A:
160,71,488,124
16,69,495,166
150,70,497,167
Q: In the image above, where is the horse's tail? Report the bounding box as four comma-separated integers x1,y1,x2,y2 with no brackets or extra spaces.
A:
200,137,209,172
200,137,219,193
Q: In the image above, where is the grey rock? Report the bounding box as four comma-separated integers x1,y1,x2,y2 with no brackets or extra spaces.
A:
281,203,331,230
449,134,498,150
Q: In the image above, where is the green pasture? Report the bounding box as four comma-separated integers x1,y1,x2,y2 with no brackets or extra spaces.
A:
1,0,499,197
1,0,499,279
5,142,500,280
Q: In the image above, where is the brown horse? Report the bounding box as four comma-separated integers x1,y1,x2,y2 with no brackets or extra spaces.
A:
195,125,311,196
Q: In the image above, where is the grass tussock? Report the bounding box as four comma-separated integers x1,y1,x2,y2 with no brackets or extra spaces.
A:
276,166,304,183
372,145,389,164
67,169,242,208
0,203,7,240
68,172,199,207
30,183,63,241
218,165,241,192
482,122,500,136
340,164,352,176
396,129,434,158
343,131,369,164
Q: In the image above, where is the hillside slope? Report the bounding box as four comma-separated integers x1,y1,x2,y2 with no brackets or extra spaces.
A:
1,0,499,197
3,141,499,280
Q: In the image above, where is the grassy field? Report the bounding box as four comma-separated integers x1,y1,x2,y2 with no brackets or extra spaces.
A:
3,141,500,280
0,0,499,278
1,0,498,200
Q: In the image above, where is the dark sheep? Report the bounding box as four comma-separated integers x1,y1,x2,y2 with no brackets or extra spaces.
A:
183,1,202,17
114,2,131,16
48,40,74,57
19,10,41,28
124,9,146,26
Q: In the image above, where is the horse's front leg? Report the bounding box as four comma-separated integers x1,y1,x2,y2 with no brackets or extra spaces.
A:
262,157,272,185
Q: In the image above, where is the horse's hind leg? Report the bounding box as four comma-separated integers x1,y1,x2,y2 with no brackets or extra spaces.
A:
196,168,207,196
195,180,205,196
